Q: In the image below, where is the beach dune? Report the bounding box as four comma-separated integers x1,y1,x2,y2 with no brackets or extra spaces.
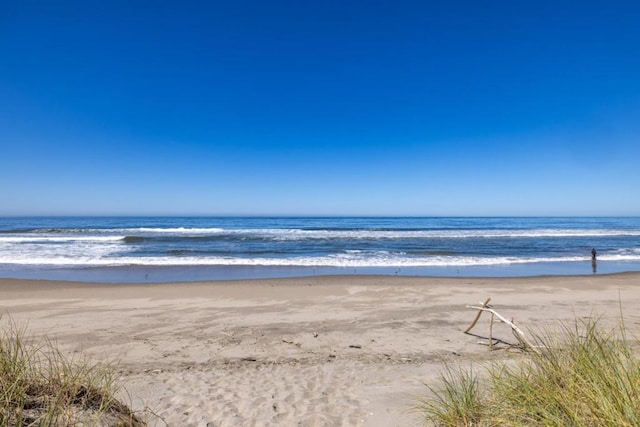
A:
2,273,640,426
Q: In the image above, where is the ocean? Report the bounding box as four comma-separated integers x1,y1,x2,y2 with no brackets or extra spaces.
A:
1,217,639,282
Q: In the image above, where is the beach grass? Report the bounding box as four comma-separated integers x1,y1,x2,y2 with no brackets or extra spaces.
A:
417,317,640,426
0,319,144,426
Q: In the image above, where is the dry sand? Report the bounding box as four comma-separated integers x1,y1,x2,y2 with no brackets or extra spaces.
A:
2,273,640,426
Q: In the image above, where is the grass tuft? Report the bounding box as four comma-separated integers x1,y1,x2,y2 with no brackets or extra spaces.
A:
0,319,145,426
416,365,485,427
416,317,640,426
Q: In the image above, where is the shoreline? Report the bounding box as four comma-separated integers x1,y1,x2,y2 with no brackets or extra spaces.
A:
2,273,640,425
2,270,640,287
2,257,640,284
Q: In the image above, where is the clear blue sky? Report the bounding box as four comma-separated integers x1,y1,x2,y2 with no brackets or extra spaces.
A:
2,1,639,216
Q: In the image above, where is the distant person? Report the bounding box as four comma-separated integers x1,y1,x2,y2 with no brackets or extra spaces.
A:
591,248,597,261
591,248,597,274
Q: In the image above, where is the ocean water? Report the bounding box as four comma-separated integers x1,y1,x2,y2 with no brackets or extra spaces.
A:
1,217,639,282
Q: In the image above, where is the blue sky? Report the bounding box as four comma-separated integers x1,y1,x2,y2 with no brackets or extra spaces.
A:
1,1,639,216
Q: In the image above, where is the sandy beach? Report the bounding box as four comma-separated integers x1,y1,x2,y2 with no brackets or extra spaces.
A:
2,273,640,426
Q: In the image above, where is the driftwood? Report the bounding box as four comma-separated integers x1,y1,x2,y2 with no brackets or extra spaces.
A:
463,297,491,334
465,298,540,354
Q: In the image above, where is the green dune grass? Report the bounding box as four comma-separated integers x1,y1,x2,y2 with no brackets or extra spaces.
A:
0,319,144,426
417,317,640,426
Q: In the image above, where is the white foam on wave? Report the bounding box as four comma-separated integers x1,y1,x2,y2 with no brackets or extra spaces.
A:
6,227,227,235
0,237,124,264
597,248,640,262
1,253,635,268
5,227,640,240
129,227,226,234
152,228,640,240
0,236,124,243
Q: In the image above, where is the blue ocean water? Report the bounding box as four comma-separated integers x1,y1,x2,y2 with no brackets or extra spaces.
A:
1,217,639,282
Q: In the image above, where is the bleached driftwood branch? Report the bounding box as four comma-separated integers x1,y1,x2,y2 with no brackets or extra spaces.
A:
465,299,540,354
463,297,491,334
